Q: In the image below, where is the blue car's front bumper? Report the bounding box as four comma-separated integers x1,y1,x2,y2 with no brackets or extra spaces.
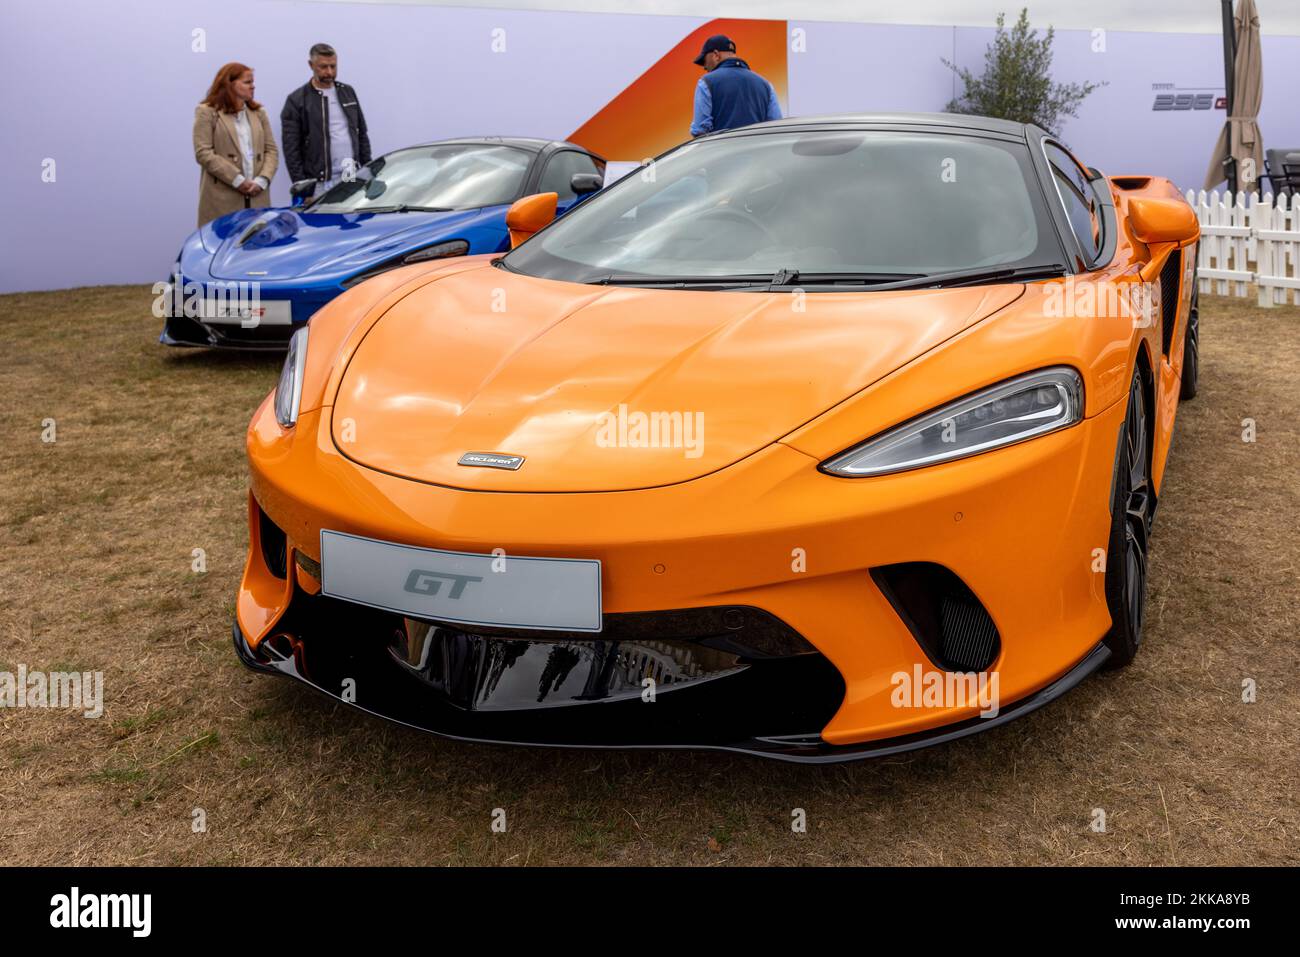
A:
158,278,334,351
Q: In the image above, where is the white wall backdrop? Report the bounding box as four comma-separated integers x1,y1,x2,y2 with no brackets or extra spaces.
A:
3,0,1298,293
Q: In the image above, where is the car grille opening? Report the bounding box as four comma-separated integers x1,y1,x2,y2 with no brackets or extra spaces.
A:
257,505,288,579
207,322,297,345
871,562,1000,672
162,315,213,346
1159,250,1182,357
392,620,749,710
267,592,848,742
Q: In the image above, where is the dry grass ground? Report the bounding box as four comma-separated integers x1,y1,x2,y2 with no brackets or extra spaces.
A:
0,284,1296,866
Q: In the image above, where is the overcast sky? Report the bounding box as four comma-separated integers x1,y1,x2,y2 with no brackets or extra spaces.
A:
322,0,1300,35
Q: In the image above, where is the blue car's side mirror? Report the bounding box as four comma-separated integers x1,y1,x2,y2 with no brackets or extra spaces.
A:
290,179,318,206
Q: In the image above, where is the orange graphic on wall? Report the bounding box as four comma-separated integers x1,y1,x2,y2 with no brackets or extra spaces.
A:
568,18,788,160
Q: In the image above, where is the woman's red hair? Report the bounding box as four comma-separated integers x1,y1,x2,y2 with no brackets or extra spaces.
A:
202,62,259,113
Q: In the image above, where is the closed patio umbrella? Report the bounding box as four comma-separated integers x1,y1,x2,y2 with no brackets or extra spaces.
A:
1205,0,1264,192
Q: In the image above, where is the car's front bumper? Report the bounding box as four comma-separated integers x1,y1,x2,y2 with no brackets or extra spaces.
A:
237,390,1129,756
157,277,334,350
232,609,1110,763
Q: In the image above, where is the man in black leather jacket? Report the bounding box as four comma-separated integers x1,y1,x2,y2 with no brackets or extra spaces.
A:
280,43,372,196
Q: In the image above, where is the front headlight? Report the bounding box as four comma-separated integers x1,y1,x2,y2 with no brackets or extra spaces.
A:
274,326,309,428
341,240,470,288
822,367,1084,477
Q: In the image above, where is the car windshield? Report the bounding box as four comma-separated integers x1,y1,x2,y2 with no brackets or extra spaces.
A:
503,129,1060,285
311,144,532,212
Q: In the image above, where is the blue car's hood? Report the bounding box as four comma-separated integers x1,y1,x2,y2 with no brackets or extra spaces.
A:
204,205,503,281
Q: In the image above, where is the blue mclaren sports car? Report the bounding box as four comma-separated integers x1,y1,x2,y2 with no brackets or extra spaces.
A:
159,137,605,349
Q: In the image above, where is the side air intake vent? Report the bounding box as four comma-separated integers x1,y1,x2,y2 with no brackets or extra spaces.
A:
258,505,288,579
1159,250,1182,357
1111,176,1152,191
871,562,1001,672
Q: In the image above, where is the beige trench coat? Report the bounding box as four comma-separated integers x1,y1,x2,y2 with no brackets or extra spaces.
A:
193,104,279,226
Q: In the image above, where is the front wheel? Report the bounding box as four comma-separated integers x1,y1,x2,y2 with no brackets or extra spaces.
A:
1103,368,1153,667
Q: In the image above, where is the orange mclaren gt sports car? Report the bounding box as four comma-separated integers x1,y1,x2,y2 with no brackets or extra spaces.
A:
234,113,1200,761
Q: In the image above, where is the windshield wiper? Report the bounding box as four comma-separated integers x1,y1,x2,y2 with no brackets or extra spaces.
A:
596,273,775,289
864,264,1070,291
357,204,453,214
594,268,923,289
767,270,924,287
541,264,1068,292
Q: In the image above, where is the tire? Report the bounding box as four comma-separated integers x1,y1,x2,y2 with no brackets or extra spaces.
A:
1102,367,1153,668
1179,276,1199,400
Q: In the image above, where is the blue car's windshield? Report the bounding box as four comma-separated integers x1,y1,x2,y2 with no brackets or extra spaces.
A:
503,130,1062,284
311,144,532,213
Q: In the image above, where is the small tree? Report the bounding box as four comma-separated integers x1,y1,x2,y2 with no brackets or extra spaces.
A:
943,8,1104,137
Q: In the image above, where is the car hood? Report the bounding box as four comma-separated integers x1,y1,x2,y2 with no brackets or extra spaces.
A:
331,264,1024,492
205,205,502,281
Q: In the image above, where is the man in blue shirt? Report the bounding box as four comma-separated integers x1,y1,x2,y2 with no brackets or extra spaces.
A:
689,35,782,138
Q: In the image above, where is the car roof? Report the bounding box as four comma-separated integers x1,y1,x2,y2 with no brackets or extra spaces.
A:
714,111,1043,141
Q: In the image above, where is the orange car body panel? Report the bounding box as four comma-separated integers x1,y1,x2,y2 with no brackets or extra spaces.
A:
238,173,1198,748
329,271,1022,492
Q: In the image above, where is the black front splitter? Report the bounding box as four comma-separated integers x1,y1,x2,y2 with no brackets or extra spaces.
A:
232,617,1110,764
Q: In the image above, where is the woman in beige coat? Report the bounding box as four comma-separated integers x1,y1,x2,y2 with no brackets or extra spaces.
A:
193,62,279,226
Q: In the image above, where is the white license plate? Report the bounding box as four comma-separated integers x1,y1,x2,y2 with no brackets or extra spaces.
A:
198,297,292,326
319,530,602,632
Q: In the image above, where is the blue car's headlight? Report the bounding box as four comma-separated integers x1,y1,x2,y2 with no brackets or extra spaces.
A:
274,327,309,428
341,240,470,288
403,240,469,263
821,367,1084,477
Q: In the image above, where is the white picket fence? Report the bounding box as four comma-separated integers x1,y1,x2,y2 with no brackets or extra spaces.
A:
1184,189,1300,307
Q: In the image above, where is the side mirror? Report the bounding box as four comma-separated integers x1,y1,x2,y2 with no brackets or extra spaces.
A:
570,173,603,196
506,192,558,248
290,178,319,208
1127,197,1199,246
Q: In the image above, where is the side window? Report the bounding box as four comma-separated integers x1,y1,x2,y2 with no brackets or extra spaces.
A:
538,151,602,202
1045,143,1101,261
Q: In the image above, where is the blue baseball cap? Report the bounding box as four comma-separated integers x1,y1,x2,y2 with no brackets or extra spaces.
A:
693,34,736,66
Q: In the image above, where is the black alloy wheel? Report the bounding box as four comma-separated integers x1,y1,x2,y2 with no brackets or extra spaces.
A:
1103,367,1154,667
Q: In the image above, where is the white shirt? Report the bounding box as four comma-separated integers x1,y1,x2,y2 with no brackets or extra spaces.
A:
230,108,269,191
317,85,354,178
